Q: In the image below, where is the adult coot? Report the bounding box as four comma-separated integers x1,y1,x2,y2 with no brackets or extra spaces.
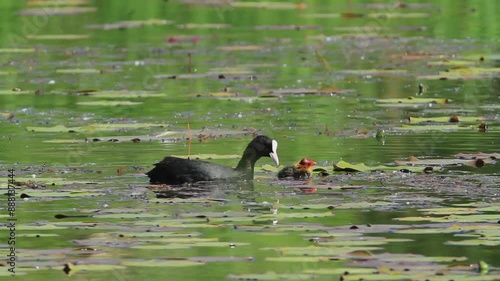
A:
147,135,279,184
278,158,316,180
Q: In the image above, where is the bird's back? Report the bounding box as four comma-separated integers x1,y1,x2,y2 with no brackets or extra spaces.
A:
147,156,239,184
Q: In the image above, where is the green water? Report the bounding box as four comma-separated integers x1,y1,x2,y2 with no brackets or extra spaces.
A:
1,1,499,280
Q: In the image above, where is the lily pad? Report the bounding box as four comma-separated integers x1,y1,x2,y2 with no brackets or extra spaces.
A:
217,45,264,51
367,12,429,18
230,2,306,9
177,23,230,29
121,259,204,267
17,189,103,198
86,19,173,30
481,104,500,109
56,68,101,74
0,48,35,53
228,272,316,281
394,214,499,223
394,156,495,167
408,116,484,123
19,7,96,15
26,34,90,40
0,90,31,95
417,67,500,80
340,69,408,76
454,152,500,159
0,177,95,188
26,123,166,133
61,263,126,276
428,60,477,67
260,87,355,96
333,160,430,173
393,124,475,132
71,90,164,98
76,101,143,106
376,96,450,104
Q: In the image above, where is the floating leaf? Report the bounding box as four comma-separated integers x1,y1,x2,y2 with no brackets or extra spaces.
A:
480,104,500,109
428,60,477,67
266,256,338,262
0,48,35,53
217,45,264,51
19,7,96,15
121,259,204,267
254,25,321,30
26,34,90,40
86,19,173,30
228,272,316,281
263,245,382,256
394,156,495,167
72,90,164,98
376,96,450,104
393,124,475,132
333,160,429,173
318,238,412,247
339,69,408,76
17,190,103,198
76,101,143,106
177,23,230,29
56,68,101,74
0,177,95,188
418,67,500,80
26,123,166,133
62,263,126,276
446,239,500,246
454,152,500,159
230,2,306,9
0,89,31,95
260,87,355,96
367,12,429,18
409,116,484,123
17,233,60,238
395,214,499,223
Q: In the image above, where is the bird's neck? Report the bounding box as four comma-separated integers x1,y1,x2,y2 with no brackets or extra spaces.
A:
235,149,259,177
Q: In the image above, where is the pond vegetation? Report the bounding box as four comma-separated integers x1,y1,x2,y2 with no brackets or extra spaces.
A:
0,0,499,280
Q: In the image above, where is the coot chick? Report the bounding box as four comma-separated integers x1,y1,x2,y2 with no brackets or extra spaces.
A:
147,135,279,184
278,158,316,180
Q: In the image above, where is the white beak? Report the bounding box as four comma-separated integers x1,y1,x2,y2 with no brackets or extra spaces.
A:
269,140,279,166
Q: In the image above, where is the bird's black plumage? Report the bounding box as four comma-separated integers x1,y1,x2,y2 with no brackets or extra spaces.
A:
277,158,316,180
147,135,279,185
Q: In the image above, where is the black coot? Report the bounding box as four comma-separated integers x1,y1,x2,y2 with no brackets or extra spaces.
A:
147,135,279,184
